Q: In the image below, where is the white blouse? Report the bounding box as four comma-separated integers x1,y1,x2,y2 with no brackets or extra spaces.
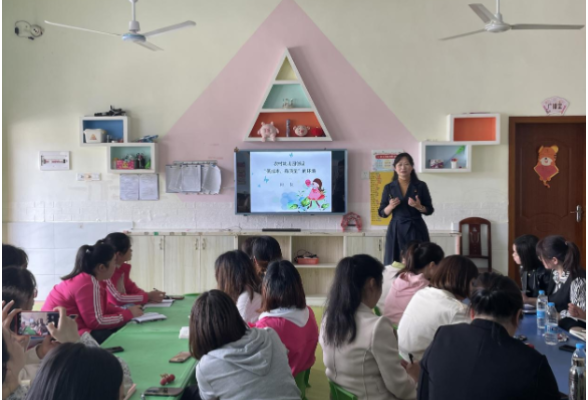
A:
236,291,262,323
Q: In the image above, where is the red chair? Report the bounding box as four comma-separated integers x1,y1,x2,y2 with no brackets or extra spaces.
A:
459,217,492,272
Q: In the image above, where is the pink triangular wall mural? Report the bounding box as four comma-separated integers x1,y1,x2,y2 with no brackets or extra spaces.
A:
162,0,418,203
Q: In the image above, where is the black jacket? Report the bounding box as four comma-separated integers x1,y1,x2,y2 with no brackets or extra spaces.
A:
520,265,552,298
418,319,559,400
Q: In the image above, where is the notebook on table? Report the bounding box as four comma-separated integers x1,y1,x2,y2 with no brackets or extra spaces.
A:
132,312,167,323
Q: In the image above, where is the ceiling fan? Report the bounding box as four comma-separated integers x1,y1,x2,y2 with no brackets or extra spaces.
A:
44,0,196,51
441,0,584,41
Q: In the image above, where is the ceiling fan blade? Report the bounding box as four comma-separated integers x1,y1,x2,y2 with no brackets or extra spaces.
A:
440,29,486,41
44,20,121,37
468,4,495,23
511,23,585,30
142,21,196,38
135,41,163,51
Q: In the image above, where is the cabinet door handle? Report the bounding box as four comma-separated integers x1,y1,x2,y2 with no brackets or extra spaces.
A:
195,238,199,250
202,238,206,250
379,239,382,252
159,238,164,250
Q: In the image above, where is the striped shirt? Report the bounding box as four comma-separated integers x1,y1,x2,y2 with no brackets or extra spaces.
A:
551,270,586,319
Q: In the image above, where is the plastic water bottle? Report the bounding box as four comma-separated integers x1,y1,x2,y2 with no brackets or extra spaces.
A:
536,290,548,330
544,302,559,346
569,343,586,400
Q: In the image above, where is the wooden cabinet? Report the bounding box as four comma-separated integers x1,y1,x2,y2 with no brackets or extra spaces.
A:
163,236,199,295
345,236,384,263
130,236,164,292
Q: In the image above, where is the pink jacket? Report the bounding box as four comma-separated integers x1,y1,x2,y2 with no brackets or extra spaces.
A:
253,306,318,376
106,263,149,306
42,272,133,335
383,272,430,325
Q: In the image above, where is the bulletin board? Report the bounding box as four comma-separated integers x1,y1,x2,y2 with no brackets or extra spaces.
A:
370,171,394,226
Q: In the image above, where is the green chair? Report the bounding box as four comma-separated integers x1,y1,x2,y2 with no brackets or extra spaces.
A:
329,381,358,400
294,369,311,400
373,306,382,316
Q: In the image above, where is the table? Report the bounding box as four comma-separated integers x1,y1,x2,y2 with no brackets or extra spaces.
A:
517,314,585,395
101,296,198,399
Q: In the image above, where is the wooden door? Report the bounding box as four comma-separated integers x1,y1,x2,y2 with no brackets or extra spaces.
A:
508,116,586,281
129,236,164,292
199,235,237,292
163,236,199,295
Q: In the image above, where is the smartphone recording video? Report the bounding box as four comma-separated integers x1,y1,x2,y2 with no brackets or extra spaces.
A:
16,311,60,336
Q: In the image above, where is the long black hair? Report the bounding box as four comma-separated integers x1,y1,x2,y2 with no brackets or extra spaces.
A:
536,235,582,279
252,236,282,279
391,153,419,182
2,244,28,269
260,260,306,312
103,232,131,254
2,266,37,301
215,250,261,302
323,254,383,347
26,343,123,400
61,241,115,280
514,235,543,272
2,336,8,383
470,272,523,322
396,242,444,277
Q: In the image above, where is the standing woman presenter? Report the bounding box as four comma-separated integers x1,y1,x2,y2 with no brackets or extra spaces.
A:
379,153,435,265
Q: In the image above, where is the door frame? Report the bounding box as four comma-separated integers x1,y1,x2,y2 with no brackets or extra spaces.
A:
508,116,586,281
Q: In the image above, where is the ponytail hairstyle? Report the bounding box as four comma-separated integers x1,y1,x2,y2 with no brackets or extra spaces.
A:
536,235,582,279
252,236,283,279
391,153,419,182
103,232,131,254
323,254,384,347
396,242,444,277
470,272,523,323
61,241,116,281
514,235,543,272
2,335,8,383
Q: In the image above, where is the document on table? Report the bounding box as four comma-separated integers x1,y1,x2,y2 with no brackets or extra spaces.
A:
132,312,167,323
144,299,174,308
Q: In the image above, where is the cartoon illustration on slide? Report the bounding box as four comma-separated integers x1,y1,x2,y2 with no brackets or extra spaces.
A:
306,178,326,209
280,178,329,212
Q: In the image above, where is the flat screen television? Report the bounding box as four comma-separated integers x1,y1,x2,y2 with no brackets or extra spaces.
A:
235,149,347,215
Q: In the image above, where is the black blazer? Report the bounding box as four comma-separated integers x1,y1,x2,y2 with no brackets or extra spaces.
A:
377,179,435,219
418,319,559,400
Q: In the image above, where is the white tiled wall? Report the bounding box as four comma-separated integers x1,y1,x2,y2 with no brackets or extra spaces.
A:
2,222,132,300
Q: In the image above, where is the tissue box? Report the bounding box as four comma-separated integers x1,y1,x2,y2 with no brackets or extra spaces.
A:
116,160,135,170
84,129,106,144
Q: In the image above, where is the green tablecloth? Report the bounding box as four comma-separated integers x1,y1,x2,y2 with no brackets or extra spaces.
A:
101,296,198,399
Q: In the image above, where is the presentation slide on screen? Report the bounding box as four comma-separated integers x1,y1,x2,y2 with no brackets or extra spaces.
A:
250,151,332,213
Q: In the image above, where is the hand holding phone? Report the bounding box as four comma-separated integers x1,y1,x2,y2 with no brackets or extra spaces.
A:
16,311,60,336
47,307,79,343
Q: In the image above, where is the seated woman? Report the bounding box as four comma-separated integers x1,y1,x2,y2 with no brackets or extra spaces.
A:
215,250,262,324
512,235,551,305
536,235,586,330
253,260,319,376
42,241,144,343
384,242,444,325
320,254,418,400
190,290,300,400
251,236,282,280
418,272,559,400
26,343,125,400
398,255,478,361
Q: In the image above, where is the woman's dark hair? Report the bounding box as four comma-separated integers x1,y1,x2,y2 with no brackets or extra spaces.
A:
396,242,444,277
189,290,248,360
391,153,419,182
429,255,479,299
470,272,523,322
215,250,261,303
2,336,8,383
313,178,323,191
252,236,283,278
240,236,259,259
400,240,421,262
260,260,306,312
103,232,131,254
2,244,28,269
514,235,543,272
323,254,384,347
536,235,582,279
62,241,115,280
2,266,37,304
26,343,123,400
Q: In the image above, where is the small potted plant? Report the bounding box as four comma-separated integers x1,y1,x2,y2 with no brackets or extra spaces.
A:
451,158,458,169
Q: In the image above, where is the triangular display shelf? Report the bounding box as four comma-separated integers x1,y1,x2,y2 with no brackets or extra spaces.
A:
244,49,332,142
